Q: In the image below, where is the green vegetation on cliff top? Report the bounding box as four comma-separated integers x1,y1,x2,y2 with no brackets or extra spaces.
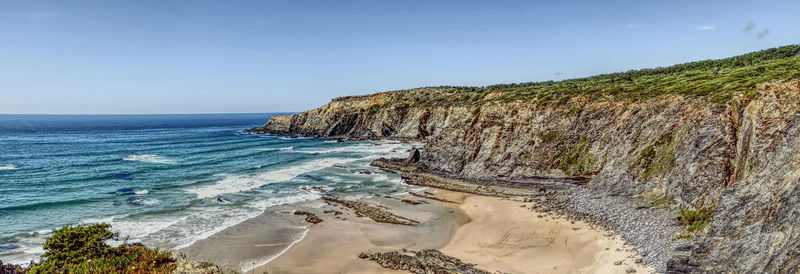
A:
379,45,800,105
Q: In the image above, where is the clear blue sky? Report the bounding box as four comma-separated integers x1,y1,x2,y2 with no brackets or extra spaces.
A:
1,1,798,114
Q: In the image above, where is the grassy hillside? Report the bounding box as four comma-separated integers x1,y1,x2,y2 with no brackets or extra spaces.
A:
374,45,800,106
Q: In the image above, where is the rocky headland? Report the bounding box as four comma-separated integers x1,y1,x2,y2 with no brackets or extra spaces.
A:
247,45,800,273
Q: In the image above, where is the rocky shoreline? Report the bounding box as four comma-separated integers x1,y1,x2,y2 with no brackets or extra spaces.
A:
246,68,800,272
368,156,669,273
0,260,27,274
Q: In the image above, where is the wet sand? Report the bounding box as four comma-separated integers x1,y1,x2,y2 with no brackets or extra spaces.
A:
255,191,469,274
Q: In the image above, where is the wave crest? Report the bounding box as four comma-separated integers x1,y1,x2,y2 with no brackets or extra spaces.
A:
261,146,293,152
123,154,171,164
0,164,19,170
188,158,347,199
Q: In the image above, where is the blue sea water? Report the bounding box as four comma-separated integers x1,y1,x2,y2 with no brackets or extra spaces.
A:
0,114,416,265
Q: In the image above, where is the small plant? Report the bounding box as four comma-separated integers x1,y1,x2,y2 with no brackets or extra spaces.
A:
637,194,673,209
555,136,596,175
630,132,678,180
674,195,718,239
471,106,481,116
677,206,714,232
671,234,692,241
537,131,562,144
366,104,383,114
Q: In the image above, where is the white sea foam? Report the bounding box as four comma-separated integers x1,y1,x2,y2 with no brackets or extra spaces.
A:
82,215,117,225
279,136,311,140
123,154,171,164
299,185,333,194
261,146,293,152
294,147,348,154
134,189,149,195
0,164,19,170
171,192,320,250
343,193,374,200
240,227,309,272
86,214,188,246
188,158,348,199
296,142,408,155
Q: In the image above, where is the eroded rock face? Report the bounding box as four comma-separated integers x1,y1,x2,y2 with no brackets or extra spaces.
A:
247,88,471,139
251,80,800,272
697,80,800,273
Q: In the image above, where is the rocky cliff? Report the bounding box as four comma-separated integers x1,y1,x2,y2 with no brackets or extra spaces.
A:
247,47,800,272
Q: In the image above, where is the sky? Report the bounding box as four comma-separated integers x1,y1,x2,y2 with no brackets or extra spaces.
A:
0,1,798,114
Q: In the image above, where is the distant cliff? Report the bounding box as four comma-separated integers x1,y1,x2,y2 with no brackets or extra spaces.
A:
248,46,800,272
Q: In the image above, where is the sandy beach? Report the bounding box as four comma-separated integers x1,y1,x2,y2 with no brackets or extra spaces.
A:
254,190,469,274
441,195,652,273
240,190,653,274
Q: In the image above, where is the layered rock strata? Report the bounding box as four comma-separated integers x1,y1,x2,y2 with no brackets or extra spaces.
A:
250,80,800,273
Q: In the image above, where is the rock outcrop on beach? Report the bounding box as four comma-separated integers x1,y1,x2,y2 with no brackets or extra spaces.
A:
172,251,230,274
323,196,419,225
359,249,491,274
248,46,800,272
294,211,323,224
0,260,27,274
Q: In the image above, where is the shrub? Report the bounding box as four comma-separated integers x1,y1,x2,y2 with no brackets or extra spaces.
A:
29,223,176,274
31,223,118,272
66,244,176,274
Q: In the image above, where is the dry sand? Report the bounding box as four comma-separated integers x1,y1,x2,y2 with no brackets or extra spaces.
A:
247,190,652,274
441,195,653,273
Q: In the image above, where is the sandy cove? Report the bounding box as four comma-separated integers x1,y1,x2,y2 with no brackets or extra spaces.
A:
253,190,652,274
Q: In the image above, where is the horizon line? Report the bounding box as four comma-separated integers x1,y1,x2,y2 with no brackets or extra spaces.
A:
0,112,297,116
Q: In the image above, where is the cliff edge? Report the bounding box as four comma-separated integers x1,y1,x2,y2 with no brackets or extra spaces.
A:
248,45,800,273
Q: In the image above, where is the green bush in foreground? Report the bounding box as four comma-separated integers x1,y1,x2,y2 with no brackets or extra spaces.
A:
29,223,176,274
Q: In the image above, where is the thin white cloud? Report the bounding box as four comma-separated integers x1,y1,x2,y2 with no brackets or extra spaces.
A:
624,24,644,29
695,25,716,31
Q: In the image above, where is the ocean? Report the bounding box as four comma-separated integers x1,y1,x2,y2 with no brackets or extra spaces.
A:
0,113,419,267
